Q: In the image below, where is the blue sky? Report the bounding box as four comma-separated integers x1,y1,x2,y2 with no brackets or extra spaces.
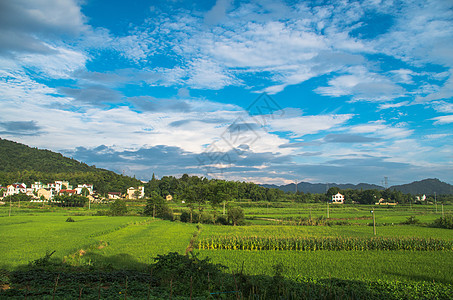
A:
1,0,452,185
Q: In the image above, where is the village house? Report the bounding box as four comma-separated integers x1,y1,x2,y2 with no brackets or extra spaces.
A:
108,192,122,200
331,192,344,204
375,198,398,206
126,186,145,199
59,189,77,196
75,184,94,195
5,183,27,196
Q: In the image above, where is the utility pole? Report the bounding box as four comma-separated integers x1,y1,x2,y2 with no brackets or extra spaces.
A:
327,202,329,219
435,192,437,213
371,210,376,235
9,192,12,217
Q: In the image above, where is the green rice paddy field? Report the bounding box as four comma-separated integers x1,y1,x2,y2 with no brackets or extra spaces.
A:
1,203,453,297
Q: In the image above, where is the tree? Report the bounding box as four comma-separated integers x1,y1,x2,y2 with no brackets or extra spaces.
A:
144,191,173,220
326,187,341,201
228,207,244,226
133,190,141,199
81,187,90,196
109,199,127,216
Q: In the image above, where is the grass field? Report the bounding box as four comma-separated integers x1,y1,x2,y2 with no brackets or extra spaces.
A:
1,202,452,298
0,211,196,269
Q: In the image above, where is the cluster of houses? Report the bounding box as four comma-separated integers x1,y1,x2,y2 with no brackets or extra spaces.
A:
108,186,145,200
0,181,94,201
0,181,145,202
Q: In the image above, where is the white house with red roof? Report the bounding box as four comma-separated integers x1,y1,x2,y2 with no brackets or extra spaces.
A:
6,183,27,196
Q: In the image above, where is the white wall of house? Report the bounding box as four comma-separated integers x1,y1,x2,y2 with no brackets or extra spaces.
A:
332,192,344,204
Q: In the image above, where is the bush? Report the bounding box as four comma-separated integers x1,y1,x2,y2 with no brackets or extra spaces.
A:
433,215,453,229
160,206,174,221
200,211,214,224
109,199,128,216
152,252,225,295
180,210,191,223
216,215,229,225
228,207,245,226
65,217,75,222
402,216,420,225
144,192,173,220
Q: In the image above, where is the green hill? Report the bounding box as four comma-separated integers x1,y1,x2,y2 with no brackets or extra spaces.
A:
0,138,143,194
390,178,453,196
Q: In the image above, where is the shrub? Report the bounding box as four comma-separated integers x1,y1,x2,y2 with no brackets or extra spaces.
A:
65,217,75,222
228,207,245,226
29,250,56,267
433,215,453,229
180,210,191,223
402,216,420,225
109,199,128,216
144,191,173,220
216,215,229,225
199,211,214,224
152,252,225,295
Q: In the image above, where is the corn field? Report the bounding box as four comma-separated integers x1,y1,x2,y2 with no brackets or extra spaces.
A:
198,236,453,251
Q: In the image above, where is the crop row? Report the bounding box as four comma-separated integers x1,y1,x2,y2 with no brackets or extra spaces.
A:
198,236,453,251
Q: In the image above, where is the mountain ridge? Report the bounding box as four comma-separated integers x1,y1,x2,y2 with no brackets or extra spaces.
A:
261,178,453,195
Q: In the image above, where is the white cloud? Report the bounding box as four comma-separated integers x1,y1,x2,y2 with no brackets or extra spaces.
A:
432,100,453,113
431,115,453,125
424,133,451,140
18,45,87,79
378,101,410,110
315,66,405,102
348,120,413,139
269,111,354,137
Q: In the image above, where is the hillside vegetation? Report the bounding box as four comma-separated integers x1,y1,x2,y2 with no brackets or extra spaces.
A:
0,138,142,194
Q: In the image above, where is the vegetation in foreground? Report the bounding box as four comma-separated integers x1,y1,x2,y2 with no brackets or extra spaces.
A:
2,251,453,300
1,202,453,299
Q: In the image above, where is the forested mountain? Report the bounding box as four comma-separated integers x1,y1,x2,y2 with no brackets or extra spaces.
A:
390,178,453,195
0,138,142,194
0,138,95,173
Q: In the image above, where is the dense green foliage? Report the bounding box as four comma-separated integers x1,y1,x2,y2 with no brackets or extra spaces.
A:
145,174,284,203
0,138,94,173
3,252,453,299
144,192,173,220
109,199,128,216
53,195,87,207
0,138,143,195
227,207,245,226
434,215,453,229
199,236,453,251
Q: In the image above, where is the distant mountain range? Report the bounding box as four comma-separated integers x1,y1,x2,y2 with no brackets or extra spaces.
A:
262,178,453,195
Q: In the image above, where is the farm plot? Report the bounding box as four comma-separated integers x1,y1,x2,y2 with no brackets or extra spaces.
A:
196,222,453,285
197,250,453,284
0,215,195,269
